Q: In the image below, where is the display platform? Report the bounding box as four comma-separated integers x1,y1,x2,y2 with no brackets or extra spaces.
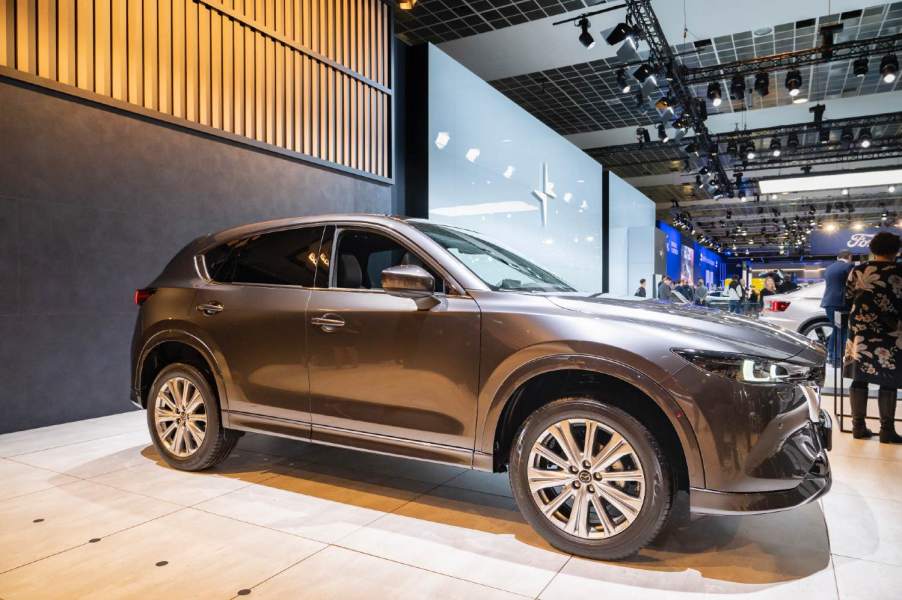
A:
0,409,899,598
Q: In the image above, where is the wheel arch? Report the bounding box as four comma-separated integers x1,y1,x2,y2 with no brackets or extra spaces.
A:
480,355,704,489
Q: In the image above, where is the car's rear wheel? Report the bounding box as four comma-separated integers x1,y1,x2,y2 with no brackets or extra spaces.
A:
147,363,238,471
800,319,833,346
509,397,671,560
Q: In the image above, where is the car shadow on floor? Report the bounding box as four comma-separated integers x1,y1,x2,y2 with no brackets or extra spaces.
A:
125,438,832,588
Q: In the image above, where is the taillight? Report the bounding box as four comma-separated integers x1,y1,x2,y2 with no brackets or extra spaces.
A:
134,288,156,305
768,300,791,312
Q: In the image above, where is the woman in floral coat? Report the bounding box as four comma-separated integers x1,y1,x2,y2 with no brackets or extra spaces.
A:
844,232,902,444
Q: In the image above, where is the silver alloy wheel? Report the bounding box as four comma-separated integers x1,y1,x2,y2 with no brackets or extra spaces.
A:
804,323,833,346
527,418,646,540
154,376,207,458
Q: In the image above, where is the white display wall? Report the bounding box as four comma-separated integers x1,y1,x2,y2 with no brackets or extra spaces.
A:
608,171,657,296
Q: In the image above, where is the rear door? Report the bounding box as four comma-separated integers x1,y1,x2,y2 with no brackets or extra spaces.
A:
194,225,326,422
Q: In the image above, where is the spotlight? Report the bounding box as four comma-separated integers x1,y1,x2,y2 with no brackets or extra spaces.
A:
742,141,757,160
655,96,673,111
698,166,709,175
840,126,854,147
818,128,831,144
754,72,770,96
730,75,746,100
658,123,670,143
606,22,636,47
633,63,656,84
616,68,631,93
890,185,897,193
685,141,699,155
726,140,738,157
841,188,849,195
636,127,651,144
785,70,803,97
770,138,782,157
880,54,898,83
707,82,723,107
858,127,872,148
695,175,703,188
708,142,719,155
577,17,595,49
787,132,800,150
853,56,869,77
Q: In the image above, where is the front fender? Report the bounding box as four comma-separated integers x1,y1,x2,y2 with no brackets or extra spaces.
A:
475,344,704,488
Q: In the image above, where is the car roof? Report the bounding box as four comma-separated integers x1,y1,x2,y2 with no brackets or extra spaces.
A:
206,214,409,245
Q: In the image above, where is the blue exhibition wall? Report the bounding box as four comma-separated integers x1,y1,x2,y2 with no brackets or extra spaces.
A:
694,244,725,288
656,221,725,286
425,44,605,293
657,221,682,281
809,226,902,255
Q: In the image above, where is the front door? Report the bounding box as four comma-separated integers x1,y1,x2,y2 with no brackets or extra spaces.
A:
306,226,481,449
193,225,326,422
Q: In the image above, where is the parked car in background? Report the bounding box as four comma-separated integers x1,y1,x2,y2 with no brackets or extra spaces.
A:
131,215,831,561
702,289,732,311
759,281,830,344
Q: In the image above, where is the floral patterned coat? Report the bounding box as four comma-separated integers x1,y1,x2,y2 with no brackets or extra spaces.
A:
843,261,902,386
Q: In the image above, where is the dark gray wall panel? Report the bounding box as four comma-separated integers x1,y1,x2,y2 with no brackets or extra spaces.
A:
0,79,392,434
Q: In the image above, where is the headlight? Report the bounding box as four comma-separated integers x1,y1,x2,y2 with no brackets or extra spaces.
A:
673,349,814,385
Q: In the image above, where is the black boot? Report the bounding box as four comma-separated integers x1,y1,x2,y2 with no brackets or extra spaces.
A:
850,386,874,439
878,389,902,444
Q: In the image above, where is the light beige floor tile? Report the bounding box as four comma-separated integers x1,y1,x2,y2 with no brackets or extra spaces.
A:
0,508,324,600
0,411,145,458
12,430,152,478
444,469,513,498
541,501,835,599
0,458,79,501
302,444,466,484
250,545,522,600
339,485,569,597
90,449,284,506
0,479,180,573
823,491,902,566
196,461,434,543
833,555,902,600
828,454,902,502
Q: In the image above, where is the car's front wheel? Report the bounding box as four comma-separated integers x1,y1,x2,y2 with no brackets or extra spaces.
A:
509,397,671,560
147,363,238,471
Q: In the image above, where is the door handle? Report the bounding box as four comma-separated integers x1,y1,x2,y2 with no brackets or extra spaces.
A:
311,314,345,332
196,302,224,316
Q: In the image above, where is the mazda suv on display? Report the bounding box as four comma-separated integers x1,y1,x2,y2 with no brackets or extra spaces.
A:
131,215,832,560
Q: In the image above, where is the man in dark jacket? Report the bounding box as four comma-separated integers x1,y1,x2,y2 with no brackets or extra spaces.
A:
821,250,853,365
635,278,647,297
657,276,673,300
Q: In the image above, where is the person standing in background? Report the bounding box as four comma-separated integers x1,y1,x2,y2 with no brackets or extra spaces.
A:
822,250,854,366
635,279,647,297
727,280,742,314
695,278,708,306
657,276,673,301
844,233,902,443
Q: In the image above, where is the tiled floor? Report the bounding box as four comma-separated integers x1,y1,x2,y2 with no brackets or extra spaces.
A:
1,408,900,599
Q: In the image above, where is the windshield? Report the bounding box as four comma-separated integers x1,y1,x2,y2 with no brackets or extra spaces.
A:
411,221,575,293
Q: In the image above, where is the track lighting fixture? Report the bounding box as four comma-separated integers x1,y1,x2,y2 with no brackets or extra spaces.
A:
707,82,723,107
726,140,737,157
785,70,803,97
880,54,898,83
730,75,746,100
633,63,655,84
577,17,595,49
858,127,872,148
770,138,782,157
605,22,636,47
754,72,769,96
658,123,670,143
787,132,800,150
853,56,869,77
840,126,854,147
616,68,630,93
636,127,651,144
742,141,756,160
818,128,831,144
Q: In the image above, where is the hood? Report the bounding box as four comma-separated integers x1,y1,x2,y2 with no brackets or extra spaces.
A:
547,295,823,363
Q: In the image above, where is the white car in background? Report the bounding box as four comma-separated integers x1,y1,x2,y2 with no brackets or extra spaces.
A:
759,281,831,344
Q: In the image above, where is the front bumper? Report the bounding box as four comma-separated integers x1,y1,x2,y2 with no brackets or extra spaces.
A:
690,409,832,515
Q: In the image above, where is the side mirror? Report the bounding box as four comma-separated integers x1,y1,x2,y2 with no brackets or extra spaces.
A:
382,265,439,310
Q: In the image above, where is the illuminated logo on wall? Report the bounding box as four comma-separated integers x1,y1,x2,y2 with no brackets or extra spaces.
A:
532,163,557,227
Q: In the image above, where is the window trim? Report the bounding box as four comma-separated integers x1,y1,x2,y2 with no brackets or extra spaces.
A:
323,224,466,296
199,223,328,290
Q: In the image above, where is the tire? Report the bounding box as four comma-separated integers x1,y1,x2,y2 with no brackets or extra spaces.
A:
146,363,239,471
800,319,832,346
509,397,671,561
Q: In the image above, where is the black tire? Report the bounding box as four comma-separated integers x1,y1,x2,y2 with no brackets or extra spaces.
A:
509,397,672,561
800,319,832,346
146,363,239,471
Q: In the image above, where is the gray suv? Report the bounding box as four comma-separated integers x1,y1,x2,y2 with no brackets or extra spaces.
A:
131,215,832,560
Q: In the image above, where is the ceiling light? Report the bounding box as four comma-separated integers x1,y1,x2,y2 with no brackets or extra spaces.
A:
742,141,756,160
819,128,831,144
787,132,800,150
616,68,631,93
730,75,746,100
858,127,872,148
890,185,897,193
754,72,769,96
853,56,869,77
792,95,809,104
636,127,651,144
606,22,635,46
577,17,595,49
841,188,849,195
633,63,655,84
851,221,863,231
880,54,898,83
825,222,838,232
726,140,738,157
658,123,670,143
770,138,782,157
398,0,417,9
707,82,723,107
758,169,902,194
785,70,803,97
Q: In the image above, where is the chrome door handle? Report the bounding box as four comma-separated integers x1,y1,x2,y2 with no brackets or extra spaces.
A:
311,314,345,332
196,302,224,316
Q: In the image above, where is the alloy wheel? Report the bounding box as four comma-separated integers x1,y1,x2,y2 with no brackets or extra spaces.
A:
804,323,833,346
527,418,646,540
154,376,207,458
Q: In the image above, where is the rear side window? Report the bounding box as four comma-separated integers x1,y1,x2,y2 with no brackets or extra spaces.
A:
208,226,325,287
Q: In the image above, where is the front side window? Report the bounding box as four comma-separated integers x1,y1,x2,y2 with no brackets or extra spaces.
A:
207,226,325,287
327,228,444,293
411,222,574,293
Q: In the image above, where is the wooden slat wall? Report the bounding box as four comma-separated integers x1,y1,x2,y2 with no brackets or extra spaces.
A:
0,0,392,179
